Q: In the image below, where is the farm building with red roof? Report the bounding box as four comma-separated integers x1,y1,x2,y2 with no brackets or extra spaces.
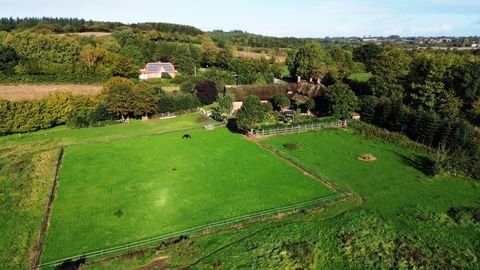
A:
139,62,176,80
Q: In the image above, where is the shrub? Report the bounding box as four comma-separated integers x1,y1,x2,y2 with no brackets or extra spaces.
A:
195,80,217,105
161,72,172,79
158,93,199,113
282,142,301,150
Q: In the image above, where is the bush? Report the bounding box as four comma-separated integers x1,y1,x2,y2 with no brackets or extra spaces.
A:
180,81,195,94
262,102,273,113
282,142,301,150
161,72,172,79
195,80,217,105
158,93,199,113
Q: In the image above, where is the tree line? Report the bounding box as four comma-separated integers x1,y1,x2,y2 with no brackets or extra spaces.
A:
0,28,284,85
0,17,203,36
351,45,480,179
0,76,222,134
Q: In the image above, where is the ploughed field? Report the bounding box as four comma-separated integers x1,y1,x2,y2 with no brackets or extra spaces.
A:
41,128,335,262
0,84,102,101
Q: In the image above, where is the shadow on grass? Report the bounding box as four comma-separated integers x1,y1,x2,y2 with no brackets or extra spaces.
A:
226,118,242,134
54,256,86,270
398,154,435,176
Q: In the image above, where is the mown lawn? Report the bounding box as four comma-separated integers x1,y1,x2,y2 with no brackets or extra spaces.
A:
0,113,214,147
41,128,335,262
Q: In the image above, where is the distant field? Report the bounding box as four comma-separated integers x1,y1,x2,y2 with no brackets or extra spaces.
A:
0,84,102,101
58,32,112,37
347,72,372,83
234,50,287,63
41,128,335,262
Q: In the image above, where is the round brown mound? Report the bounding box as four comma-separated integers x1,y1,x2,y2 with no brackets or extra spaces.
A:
357,153,377,161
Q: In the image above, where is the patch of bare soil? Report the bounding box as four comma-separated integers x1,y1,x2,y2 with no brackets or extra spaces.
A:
0,84,102,101
137,257,169,270
357,153,377,161
196,116,209,123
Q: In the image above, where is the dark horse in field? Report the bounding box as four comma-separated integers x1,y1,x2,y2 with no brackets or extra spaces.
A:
182,134,192,139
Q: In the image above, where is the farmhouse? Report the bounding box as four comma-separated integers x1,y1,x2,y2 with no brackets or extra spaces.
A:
225,84,294,111
225,81,327,111
139,62,176,80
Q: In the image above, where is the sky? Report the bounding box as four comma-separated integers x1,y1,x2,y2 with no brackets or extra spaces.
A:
0,0,479,37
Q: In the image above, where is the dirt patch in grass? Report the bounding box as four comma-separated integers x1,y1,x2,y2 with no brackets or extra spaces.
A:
357,153,377,161
196,116,209,123
137,256,169,270
0,84,102,101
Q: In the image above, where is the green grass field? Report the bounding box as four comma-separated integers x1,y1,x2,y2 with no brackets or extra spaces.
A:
0,144,58,270
256,129,480,268
41,128,335,262
0,113,212,147
83,128,480,269
262,130,479,215
0,114,219,269
3,114,479,269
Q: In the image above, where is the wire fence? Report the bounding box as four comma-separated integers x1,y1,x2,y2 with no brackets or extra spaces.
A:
39,192,350,269
252,120,352,136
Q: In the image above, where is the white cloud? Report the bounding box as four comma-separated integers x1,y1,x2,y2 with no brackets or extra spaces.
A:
425,0,480,7
410,23,454,34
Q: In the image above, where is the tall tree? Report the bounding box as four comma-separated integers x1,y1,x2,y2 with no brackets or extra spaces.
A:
236,95,265,133
102,77,135,120
369,48,412,100
132,82,159,117
325,82,358,119
195,80,217,105
0,45,18,74
200,35,219,67
286,42,330,80
353,43,383,71
217,94,234,114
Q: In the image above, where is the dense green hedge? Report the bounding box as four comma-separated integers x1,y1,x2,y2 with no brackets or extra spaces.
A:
157,93,199,113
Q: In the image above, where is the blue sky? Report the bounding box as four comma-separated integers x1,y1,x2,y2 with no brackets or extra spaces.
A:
1,0,479,37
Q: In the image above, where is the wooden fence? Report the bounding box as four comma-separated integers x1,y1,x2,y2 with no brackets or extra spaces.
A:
252,120,351,136
38,193,350,269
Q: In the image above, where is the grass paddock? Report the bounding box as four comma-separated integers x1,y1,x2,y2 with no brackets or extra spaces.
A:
41,128,334,262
